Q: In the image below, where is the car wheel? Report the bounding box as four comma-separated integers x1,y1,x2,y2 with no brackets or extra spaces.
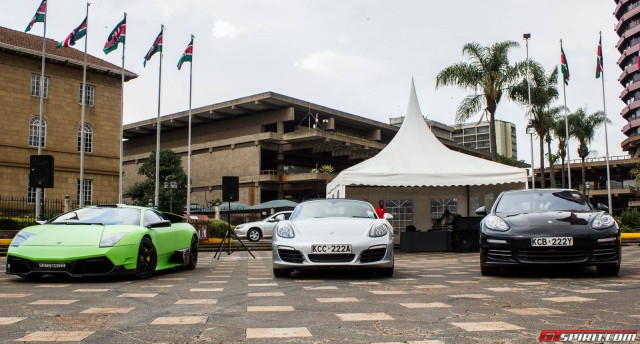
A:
247,228,262,242
596,264,620,276
135,237,157,279
480,265,500,276
273,268,291,278
377,266,394,277
185,236,198,270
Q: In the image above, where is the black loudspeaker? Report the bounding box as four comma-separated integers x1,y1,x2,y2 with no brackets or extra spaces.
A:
452,217,482,252
222,176,239,202
29,155,54,188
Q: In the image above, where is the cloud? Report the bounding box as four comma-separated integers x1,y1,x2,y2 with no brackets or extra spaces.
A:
212,20,249,39
294,50,379,77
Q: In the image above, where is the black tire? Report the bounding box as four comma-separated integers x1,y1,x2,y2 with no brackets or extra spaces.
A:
273,268,291,278
135,237,157,279
480,264,500,276
247,228,262,242
596,264,620,276
185,236,198,270
377,266,394,278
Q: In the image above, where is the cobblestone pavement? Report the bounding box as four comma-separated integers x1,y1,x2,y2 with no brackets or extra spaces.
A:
0,247,639,343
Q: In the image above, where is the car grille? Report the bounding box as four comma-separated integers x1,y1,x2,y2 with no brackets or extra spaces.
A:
308,254,355,263
516,248,590,263
9,257,116,276
360,247,387,263
6,256,30,274
72,258,115,275
278,249,304,263
486,248,513,261
592,246,618,261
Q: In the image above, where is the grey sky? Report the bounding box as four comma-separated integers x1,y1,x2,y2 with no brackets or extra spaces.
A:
2,0,624,164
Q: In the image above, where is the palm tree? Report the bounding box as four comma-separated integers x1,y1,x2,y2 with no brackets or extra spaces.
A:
569,108,609,193
436,41,520,161
551,115,572,188
509,62,559,187
544,106,564,187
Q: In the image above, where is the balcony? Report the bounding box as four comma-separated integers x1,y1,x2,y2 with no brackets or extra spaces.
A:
259,170,337,184
616,5,640,34
620,78,640,100
622,134,640,152
617,24,640,50
621,99,640,118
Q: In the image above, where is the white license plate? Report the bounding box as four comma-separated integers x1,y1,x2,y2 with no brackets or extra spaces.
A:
531,237,573,247
38,263,66,269
311,244,352,253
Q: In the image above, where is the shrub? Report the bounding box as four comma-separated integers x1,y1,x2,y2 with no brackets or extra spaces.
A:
619,209,640,232
210,218,234,238
0,217,38,230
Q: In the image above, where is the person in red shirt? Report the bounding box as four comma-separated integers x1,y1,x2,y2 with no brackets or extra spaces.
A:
374,200,387,219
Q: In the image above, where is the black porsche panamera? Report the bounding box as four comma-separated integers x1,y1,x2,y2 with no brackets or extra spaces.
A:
478,189,621,276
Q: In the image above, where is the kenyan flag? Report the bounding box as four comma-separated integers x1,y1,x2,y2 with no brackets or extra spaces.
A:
56,16,87,48
25,0,46,33
103,16,126,55
561,44,570,86
596,34,603,79
144,27,163,67
177,36,193,70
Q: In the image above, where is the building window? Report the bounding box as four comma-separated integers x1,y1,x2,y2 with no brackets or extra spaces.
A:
31,74,49,98
78,84,95,107
431,197,458,222
385,199,413,235
76,179,92,205
27,176,36,204
77,123,93,153
28,116,46,148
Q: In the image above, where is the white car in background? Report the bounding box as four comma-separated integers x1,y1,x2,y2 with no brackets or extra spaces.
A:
272,199,394,278
234,211,293,242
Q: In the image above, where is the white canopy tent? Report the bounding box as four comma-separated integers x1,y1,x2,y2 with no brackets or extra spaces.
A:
326,80,527,231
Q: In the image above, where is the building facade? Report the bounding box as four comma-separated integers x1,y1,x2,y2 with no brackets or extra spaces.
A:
0,27,136,203
123,93,491,207
616,0,640,156
452,120,517,159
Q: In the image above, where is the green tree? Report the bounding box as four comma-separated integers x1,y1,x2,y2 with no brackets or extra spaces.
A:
497,154,527,168
127,150,187,213
551,115,572,188
436,41,520,161
569,108,609,193
509,62,560,188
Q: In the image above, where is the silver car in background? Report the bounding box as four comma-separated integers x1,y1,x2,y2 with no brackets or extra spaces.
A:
272,199,394,278
234,211,292,242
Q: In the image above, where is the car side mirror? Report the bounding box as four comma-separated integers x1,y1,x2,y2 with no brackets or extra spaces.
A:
596,203,609,213
147,220,172,228
274,214,285,222
383,213,394,220
475,206,487,216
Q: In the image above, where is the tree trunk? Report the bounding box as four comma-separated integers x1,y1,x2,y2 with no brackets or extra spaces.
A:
539,137,545,188
489,112,498,162
581,158,587,194
547,136,555,187
560,157,566,189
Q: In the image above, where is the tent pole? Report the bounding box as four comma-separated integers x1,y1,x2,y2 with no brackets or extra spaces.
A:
466,185,470,217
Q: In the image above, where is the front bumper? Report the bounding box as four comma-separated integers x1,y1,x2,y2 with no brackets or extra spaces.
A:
480,232,621,267
5,244,139,277
272,239,394,270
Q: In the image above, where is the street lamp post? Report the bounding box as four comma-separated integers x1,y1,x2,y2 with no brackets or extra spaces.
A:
163,180,178,213
523,33,535,189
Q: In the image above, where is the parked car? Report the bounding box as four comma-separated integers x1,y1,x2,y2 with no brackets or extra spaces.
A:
478,189,621,276
234,211,293,242
6,205,198,279
271,199,394,277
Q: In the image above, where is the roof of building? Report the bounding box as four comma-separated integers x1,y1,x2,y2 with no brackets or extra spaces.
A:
0,26,137,81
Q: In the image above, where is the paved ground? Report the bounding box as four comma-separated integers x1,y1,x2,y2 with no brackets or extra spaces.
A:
0,247,639,343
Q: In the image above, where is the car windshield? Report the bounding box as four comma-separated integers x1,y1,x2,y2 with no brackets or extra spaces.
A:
290,200,376,220
494,191,593,214
50,208,141,226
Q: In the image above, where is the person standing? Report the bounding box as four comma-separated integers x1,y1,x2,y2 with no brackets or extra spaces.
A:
375,200,387,219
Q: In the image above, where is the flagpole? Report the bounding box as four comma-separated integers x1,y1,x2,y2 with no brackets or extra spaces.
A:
118,12,127,204
154,24,164,209
561,39,572,190
79,2,90,207
599,31,613,211
36,0,47,220
187,34,194,215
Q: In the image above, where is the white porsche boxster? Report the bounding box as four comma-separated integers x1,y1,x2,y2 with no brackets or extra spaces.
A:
271,199,394,277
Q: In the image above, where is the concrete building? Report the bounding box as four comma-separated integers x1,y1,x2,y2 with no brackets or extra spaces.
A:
123,92,491,206
0,27,136,203
452,120,518,159
389,116,455,143
616,0,640,156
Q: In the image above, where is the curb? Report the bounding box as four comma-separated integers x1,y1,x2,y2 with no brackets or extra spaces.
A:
621,233,640,239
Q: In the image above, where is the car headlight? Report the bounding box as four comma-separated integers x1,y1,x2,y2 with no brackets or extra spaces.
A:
369,222,390,237
235,224,244,230
484,215,510,231
276,222,295,238
10,232,35,247
99,232,129,248
592,214,615,230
